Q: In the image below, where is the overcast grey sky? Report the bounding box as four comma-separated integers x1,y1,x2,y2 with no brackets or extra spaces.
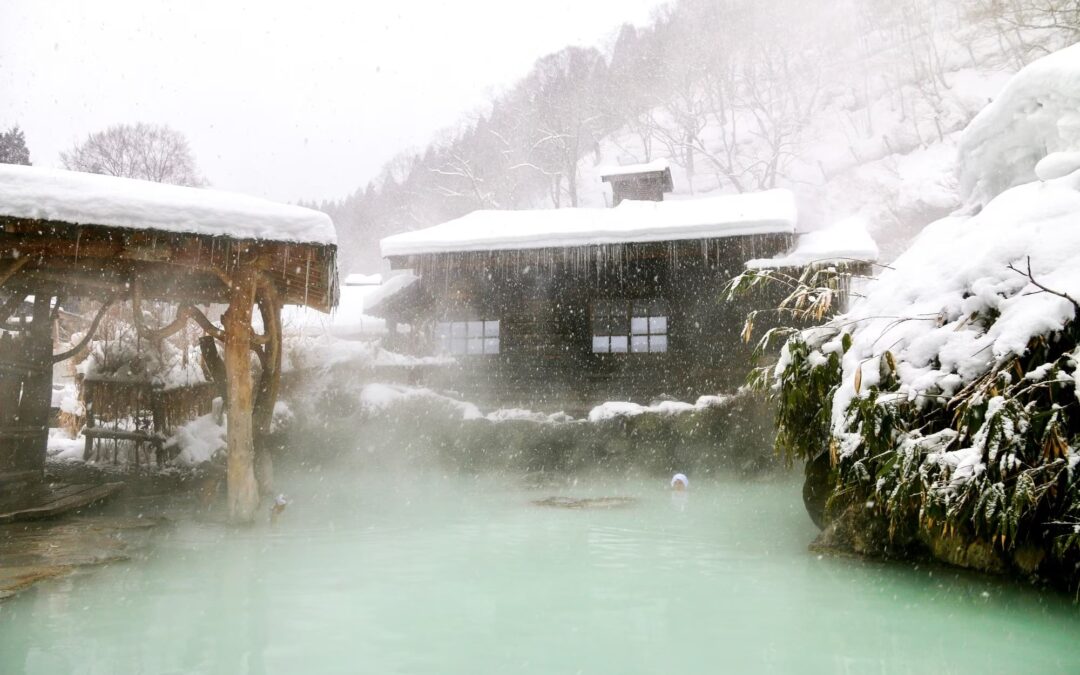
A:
0,0,668,204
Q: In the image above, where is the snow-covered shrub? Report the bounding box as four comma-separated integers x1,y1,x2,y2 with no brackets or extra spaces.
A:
77,307,205,390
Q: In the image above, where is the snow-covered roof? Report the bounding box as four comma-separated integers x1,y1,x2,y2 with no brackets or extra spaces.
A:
598,158,671,179
381,189,796,257
362,272,420,315
344,273,383,286
281,282,387,339
0,164,336,245
746,216,878,269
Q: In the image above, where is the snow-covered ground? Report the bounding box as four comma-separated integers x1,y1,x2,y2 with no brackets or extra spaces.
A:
282,334,450,373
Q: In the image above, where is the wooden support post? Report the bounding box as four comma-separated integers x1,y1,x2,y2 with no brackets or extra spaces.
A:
15,295,52,480
253,281,282,497
223,268,259,524
0,331,19,476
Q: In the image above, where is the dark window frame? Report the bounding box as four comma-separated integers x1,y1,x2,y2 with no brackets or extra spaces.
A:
591,299,668,355
434,318,500,356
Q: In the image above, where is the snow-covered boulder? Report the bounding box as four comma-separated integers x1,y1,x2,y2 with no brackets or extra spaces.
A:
831,168,1080,447
959,43,1080,208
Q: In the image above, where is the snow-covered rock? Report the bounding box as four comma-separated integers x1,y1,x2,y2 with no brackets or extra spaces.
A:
167,413,227,465
830,166,1080,451
1035,151,1080,181
587,395,729,422
359,383,482,420
958,43,1080,208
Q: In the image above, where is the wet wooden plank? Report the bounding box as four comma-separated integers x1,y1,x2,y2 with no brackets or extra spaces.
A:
0,482,125,524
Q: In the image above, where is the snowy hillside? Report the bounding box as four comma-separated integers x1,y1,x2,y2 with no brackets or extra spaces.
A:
563,11,1074,261
322,1,1079,274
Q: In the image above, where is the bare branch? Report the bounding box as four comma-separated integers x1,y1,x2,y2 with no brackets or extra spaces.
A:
1008,256,1080,314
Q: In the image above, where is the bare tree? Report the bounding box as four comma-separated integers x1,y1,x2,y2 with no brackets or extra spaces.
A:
430,152,498,209
61,123,204,186
967,0,1079,62
520,47,607,207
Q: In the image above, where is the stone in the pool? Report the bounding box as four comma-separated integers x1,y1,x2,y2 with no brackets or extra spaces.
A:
532,496,636,509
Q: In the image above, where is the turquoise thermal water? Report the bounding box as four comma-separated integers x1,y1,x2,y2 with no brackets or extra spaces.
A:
2,466,1079,674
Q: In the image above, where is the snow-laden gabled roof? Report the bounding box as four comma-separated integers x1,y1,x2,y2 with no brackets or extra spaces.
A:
0,164,336,245
745,216,878,269
381,189,796,258
598,158,671,179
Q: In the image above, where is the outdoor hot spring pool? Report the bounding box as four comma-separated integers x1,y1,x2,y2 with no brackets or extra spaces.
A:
2,463,1080,674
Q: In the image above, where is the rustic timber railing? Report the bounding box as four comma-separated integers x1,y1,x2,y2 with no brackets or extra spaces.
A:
81,379,218,466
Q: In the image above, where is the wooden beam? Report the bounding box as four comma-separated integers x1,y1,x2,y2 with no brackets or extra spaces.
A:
187,304,226,341
83,428,165,442
51,295,117,364
0,482,125,524
0,257,28,288
223,266,259,524
0,220,338,312
0,293,27,325
199,335,227,400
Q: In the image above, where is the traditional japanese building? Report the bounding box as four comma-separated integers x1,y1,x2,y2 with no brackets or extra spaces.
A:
372,188,806,411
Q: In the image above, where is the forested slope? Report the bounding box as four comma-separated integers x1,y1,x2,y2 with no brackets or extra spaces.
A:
317,0,1078,272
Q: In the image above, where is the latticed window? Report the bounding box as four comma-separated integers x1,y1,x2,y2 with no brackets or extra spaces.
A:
435,319,500,355
592,299,667,354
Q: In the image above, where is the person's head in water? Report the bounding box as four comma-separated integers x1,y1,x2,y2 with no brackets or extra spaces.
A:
671,473,689,491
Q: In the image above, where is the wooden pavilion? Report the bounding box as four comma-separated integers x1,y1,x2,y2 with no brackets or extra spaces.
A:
0,165,337,523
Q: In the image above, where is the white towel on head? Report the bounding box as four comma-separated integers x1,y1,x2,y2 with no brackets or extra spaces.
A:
671,473,688,488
